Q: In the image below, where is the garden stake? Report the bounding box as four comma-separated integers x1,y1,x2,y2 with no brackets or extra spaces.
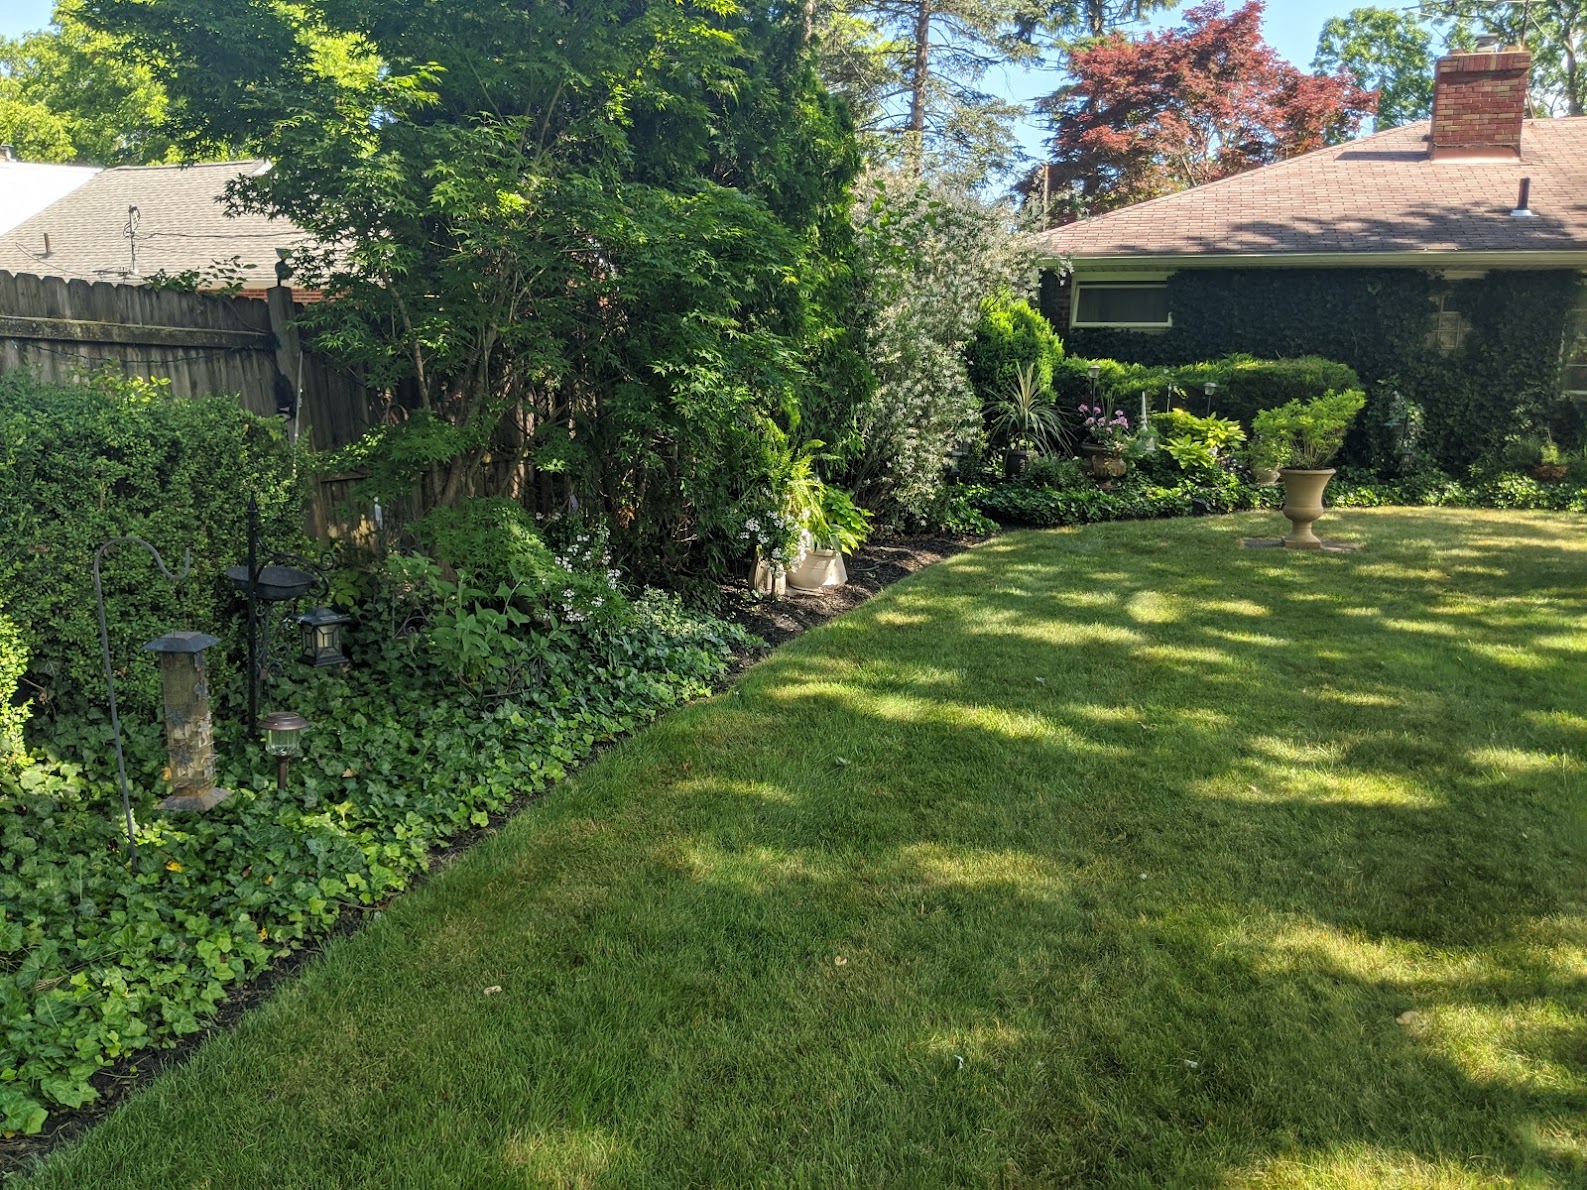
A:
93,537,193,871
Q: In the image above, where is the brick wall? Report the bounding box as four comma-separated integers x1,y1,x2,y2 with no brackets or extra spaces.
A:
1429,50,1531,161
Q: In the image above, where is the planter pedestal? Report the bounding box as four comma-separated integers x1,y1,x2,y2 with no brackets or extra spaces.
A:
1279,468,1336,549
1081,443,1127,487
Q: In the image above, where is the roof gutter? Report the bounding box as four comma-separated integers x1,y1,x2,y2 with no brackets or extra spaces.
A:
1050,250,1587,272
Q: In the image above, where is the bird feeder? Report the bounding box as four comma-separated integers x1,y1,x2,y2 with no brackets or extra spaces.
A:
258,710,310,790
143,631,231,812
295,606,352,668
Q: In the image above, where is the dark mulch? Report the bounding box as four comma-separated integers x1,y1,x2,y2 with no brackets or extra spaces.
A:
718,534,978,652
0,533,976,1177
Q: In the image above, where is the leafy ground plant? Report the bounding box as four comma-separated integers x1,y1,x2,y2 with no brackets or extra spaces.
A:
0,585,752,1138
13,509,1587,1187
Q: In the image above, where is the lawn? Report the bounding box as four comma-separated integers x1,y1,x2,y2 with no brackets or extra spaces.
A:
16,509,1587,1188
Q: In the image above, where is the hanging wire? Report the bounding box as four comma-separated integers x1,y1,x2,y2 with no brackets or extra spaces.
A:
93,537,193,872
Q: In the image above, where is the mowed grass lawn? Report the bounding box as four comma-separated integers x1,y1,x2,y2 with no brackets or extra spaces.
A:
19,509,1587,1189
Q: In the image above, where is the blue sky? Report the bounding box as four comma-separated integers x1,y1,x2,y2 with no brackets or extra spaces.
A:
4,0,1363,160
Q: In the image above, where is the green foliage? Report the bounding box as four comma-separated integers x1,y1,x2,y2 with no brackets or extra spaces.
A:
806,486,873,554
1021,455,1087,491
1057,268,1584,472
965,292,1065,406
973,471,1278,527
1052,353,1363,429
0,0,181,164
0,610,27,767
414,499,560,592
1313,7,1437,128
0,558,754,1131
986,364,1067,453
1252,390,1369,470
1327,466,1587,513
0,371,302,722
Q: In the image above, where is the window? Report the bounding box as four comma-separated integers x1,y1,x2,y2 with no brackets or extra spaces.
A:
1426,291,1471,353
1071,282,1171,329
1565,296,1587,396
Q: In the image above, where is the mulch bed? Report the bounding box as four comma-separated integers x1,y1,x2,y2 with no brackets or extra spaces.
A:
1,532,977,1176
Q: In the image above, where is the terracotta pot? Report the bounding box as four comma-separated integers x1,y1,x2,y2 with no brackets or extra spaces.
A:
1081,443,1127,485
787,547,847,593
1530,463,1567,482
1003,448,1029,479
1279,468,1336,549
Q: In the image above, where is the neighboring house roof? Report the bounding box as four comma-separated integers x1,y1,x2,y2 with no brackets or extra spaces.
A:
0,160,313,290
0,162,101,236
1038,117,1587,267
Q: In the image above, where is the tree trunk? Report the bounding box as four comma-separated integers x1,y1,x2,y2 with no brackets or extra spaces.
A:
801,0,816,45
908,0,931,174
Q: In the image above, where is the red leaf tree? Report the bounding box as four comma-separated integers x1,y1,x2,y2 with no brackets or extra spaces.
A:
1038,1,1376,217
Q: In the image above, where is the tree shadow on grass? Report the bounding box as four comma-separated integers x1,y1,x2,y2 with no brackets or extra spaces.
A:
24,509,1587,1188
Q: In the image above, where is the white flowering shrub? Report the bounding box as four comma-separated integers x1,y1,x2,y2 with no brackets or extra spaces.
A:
851,172,1043,522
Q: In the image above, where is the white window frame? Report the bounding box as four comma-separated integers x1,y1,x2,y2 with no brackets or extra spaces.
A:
1070,280,1173,331
1565,290,1587,397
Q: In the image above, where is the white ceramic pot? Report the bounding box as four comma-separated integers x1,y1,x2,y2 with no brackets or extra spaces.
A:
787,548,847,593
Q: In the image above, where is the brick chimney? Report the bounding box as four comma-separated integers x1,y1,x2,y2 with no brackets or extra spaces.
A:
1429,47,1532,160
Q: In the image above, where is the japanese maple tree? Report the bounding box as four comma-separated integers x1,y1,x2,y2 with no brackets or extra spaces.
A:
1039,1,1376,215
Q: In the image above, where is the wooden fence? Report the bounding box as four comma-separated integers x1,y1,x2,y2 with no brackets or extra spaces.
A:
0,269,377,540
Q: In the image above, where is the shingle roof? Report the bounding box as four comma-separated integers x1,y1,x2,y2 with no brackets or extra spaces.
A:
0,163,101,236
1038,118,1587,262
0,160,311,288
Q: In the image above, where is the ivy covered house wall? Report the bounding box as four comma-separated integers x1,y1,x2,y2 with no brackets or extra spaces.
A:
1039,265,1587,472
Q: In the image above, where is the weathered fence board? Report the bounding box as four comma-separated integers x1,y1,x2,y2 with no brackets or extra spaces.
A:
0,269,377,540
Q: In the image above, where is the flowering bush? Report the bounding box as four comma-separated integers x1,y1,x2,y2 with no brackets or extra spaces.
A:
849,171,1042,523
1079,402,1134,452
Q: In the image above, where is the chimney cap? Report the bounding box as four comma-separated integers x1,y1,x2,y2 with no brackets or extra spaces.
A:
0,145,16,163
1475,33,1504,52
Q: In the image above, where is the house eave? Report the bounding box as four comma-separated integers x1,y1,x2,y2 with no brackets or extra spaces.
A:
1049,250,1587,272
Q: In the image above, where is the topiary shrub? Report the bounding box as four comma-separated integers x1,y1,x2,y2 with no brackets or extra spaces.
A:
1051,354,1362,427
0,371,303,724
965,291,1065,406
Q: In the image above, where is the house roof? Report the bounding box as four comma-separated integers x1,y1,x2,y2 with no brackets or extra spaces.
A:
0,160,312,290
1038,117,1587,266
0,162,101,236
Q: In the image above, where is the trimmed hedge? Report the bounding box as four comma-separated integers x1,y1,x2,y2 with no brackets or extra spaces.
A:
1051,354,1362,428
0,372,303,722
971,472,1279,527
965,292,1065,403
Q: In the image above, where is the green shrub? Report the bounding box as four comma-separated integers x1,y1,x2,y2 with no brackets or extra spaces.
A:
1052,354,1362,428
1251,389,1369,470
966,292,1065,405
1022,456,1088,490
0,610,26,766
0,371,303,723
414,498,561,589
974,471,1278,527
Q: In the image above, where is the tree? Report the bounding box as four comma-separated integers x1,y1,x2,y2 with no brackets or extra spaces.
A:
1314,7,1437,128
82,0,870,576
0,1,177,164
1036,0,1178,40
1039,1,1375,215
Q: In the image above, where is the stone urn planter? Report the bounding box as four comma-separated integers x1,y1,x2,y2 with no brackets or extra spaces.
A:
1251,465,1281,486
751,556,787,597
787,547,847,593
1081,443,1127,485
1278,468,1336,549
1003,448,1030,479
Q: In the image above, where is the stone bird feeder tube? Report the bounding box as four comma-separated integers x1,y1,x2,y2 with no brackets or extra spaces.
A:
143,631,231,812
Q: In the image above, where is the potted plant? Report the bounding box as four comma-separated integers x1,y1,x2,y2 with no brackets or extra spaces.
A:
1078,398,1134,485
988,364,1066,478
1251,389,1367,548
1243,435,1287,485
787,486,871,592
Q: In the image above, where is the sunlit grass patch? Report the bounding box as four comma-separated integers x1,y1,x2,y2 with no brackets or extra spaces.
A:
20,508,1587,1190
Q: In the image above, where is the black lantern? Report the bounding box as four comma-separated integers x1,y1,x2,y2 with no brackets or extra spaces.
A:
258,710,310,790
295,606,352,667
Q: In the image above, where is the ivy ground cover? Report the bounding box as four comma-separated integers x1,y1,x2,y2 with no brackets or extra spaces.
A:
18,509,1587,1187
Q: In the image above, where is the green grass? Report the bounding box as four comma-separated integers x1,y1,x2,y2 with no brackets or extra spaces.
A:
17,509,1587,1188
